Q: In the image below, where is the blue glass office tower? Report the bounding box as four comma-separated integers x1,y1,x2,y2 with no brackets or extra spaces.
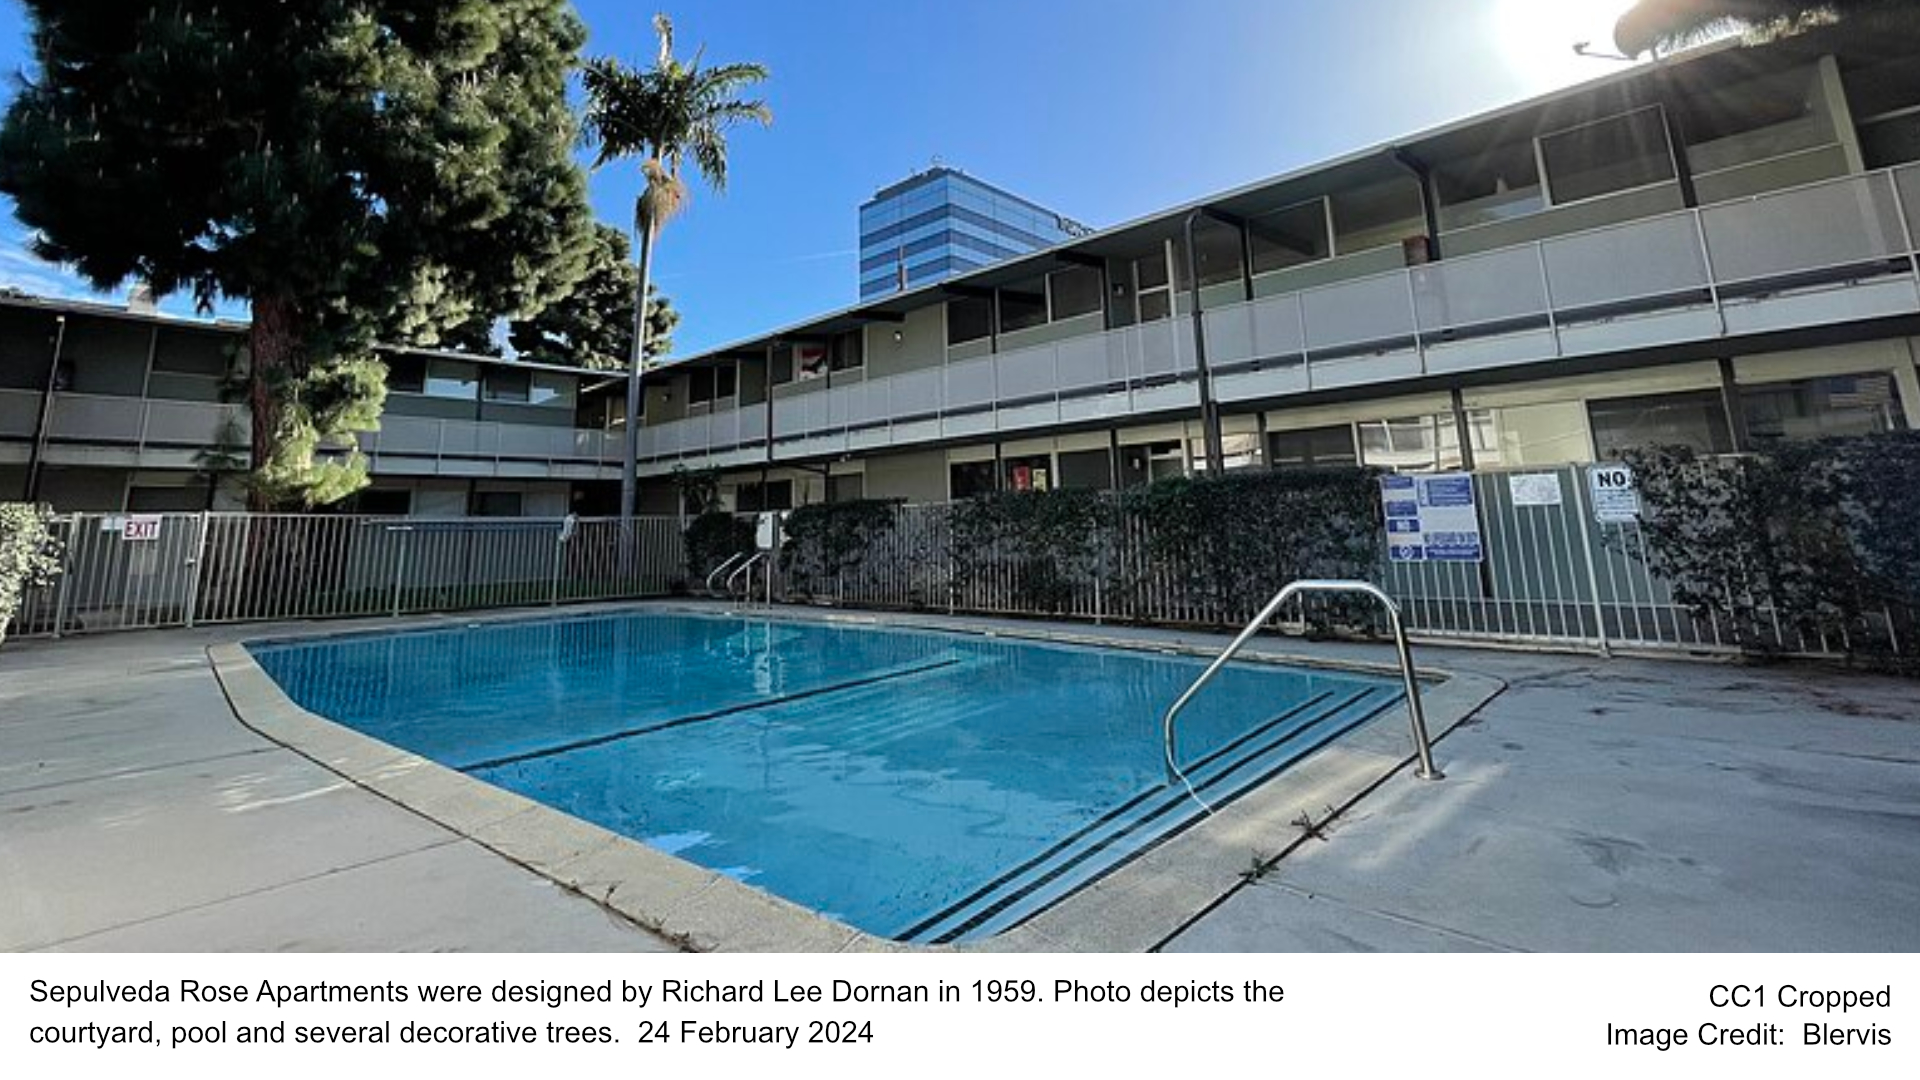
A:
859,168,1089,300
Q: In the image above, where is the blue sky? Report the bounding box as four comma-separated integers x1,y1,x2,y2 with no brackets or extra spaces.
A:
0,0,1641,356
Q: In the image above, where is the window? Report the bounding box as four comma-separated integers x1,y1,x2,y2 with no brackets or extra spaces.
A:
529,372,570,407
1190,433,1263,472
385,356,426,394
352,489,413,516
126,486,205,513
1049,266,1103,320
1860,112,1920,169
998,284,1048,333
152,332,228,377
1588,390,1734,459
1269,424,1359,468
482,368,531,403
687,367,714,405
948,296,994,345
1540,107,1676,205
949,460,997,499
1740,374,1907,443
1357,412,1496,472
737,480,793,512
1190,217,1245,289
1003,454,1053,492
831,331,864,372
425,360,477,400
770,349,794,386
1331,177,1425,255
1249,200,1330,275
828,473,865,503
716,363,739,399
1434,140,1544,230
471,491,524,517
1057,448,1112,490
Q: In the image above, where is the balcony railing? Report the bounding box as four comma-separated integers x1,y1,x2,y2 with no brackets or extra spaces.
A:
641,163,1920,469
361,414,622,468
0,391,249,452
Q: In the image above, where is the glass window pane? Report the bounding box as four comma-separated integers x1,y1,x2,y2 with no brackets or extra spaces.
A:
949,460,996,499
1057,448,1112,490
1740,373,1908,443
1133,250,1169,291
426,360,477,400
1250,200,1330,274
386,355,428,394
1003,454,1053,492
1269,423,1358,468
716,364,739,398
1137,290,1172,323
1588,390,1734,458
999,285,1048,333
1049,266,1103,320
1191,218,1244,289
948,296,994,345
1540,107,1675,205
1434,140,1544,230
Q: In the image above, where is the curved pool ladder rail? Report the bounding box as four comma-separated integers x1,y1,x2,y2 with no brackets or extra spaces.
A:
727,551,769,603
705,552,748,597
1162,579,1442,811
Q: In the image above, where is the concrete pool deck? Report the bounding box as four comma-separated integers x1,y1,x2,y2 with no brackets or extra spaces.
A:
3,601,1917,952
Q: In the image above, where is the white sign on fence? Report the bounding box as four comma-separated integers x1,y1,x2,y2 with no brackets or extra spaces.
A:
1588,464,1642,523
1508,473,1564,508
1382,473,1483,563
122,515,164,542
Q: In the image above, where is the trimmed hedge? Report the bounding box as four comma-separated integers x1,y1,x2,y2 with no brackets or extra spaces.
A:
1624,431,1920,662
1,503,65,647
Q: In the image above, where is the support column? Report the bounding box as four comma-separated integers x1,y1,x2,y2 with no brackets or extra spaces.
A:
1182,209,1226,474
23,313,68,503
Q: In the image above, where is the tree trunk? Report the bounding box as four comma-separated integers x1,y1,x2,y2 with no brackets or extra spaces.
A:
620,215,657,523
247,294,303,512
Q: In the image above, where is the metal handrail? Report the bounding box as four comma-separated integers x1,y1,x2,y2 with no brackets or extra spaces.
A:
706,552,747,596
1162,579,1442,807
727,552,767,599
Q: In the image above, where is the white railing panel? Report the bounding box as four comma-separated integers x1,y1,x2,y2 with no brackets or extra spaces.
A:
994,341,1057,400
0,388,40,438
1055,334,1110,393
1703,172,1907,285
945,356,995,410
738,405,769,443
1412,245,1547,332
1544,212,1709,311
48,394,144,442
890,369,941,417
1898,164,1920,251
1301,272,1416,351
772,396,806,441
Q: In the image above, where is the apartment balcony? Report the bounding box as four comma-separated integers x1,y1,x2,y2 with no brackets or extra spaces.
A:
0,390,248,469
638,164,1920,475
358,413,623,479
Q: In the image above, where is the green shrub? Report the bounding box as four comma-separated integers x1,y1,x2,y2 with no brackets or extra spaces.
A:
682,510,756,585
949,489,1112,613
1623,432,1920,661
1,503,65,646
780,499,903,599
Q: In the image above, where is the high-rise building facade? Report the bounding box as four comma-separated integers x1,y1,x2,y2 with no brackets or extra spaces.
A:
858,167,1088,300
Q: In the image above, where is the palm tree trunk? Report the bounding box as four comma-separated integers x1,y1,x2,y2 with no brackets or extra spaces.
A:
620,216,656,522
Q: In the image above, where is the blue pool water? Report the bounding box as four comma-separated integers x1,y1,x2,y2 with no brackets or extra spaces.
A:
250,611,1402,941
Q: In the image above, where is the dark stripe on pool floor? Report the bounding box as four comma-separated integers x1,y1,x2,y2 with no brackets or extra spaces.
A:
456,658,964,772
918,689,1405,944
891,690,1343,943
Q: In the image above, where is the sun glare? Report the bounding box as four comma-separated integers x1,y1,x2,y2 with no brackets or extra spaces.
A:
1495,0,1639,86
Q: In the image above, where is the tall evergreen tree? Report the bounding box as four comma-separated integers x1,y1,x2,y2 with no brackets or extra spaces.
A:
0,1,598,506
509,225,679,370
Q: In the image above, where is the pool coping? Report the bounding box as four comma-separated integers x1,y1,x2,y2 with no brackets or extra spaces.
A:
207,601,1505,953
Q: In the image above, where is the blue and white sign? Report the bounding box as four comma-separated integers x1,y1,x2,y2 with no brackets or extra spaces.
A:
1382,473,1484,563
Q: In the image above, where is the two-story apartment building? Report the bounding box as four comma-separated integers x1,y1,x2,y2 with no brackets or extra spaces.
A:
632,27,1920,515
0,292,628,514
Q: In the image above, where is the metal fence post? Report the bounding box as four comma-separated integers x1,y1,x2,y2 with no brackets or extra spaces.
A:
182,511,211,629
1567,465,1613,658
389,527,412,618
50,512,81,639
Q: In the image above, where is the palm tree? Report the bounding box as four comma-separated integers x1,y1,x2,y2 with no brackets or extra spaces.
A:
583,14,770,520
1614,0,1919,57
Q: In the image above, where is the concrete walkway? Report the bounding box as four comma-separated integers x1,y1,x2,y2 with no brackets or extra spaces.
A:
0,627,675,952
3,608,1917,952
1165,650,1920,952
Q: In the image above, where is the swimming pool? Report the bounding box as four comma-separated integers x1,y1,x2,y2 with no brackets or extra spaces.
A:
249,611,1404,942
